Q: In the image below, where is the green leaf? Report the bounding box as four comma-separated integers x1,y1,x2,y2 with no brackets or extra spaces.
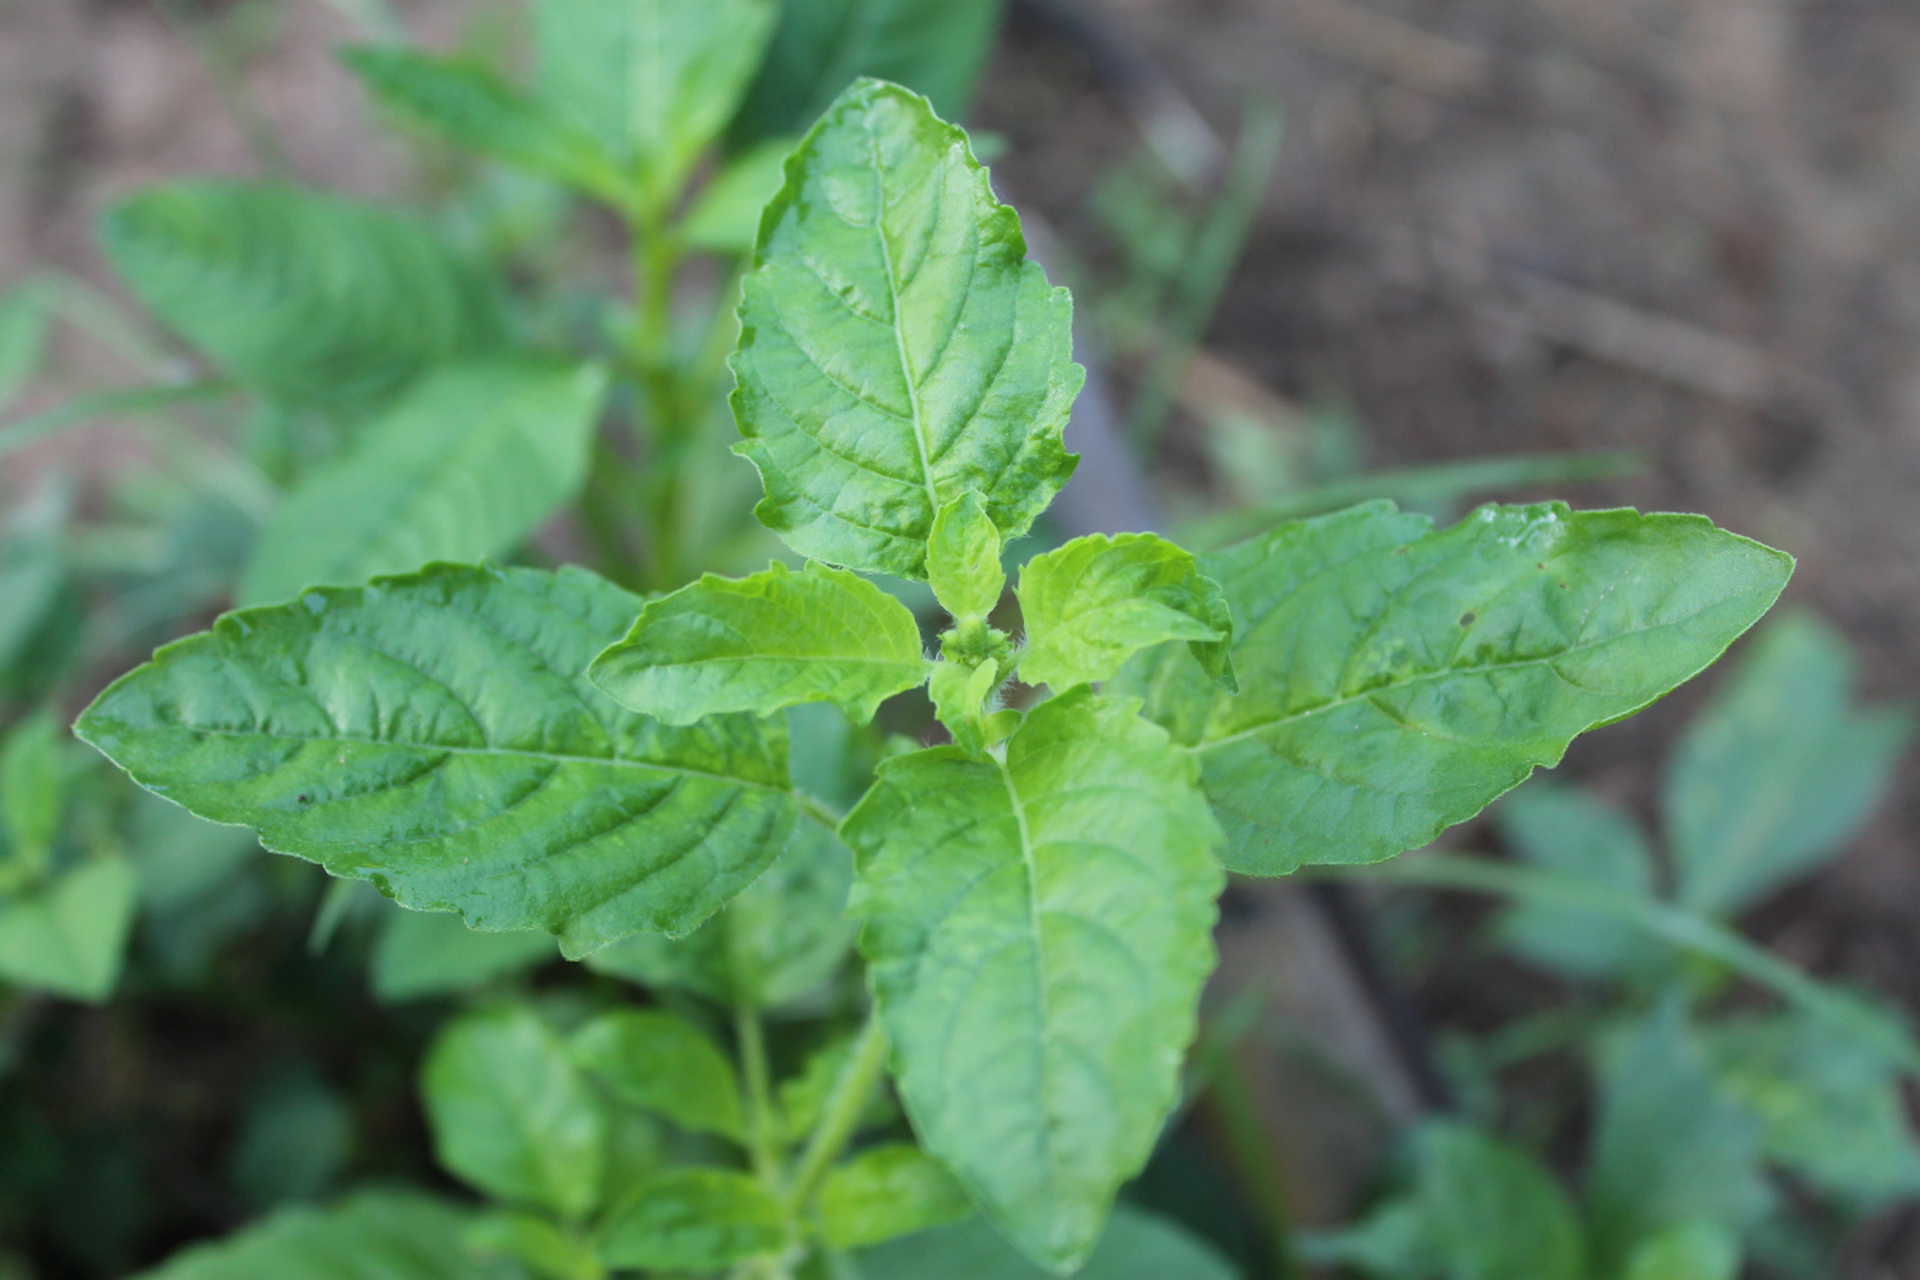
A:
1664,610,1912,916
466,1211,603,1280
854,1203,1240,1280
0,288,48,416
1296,1201,1435,1280
370,909,556,1003
778,1031,898,1143
342,46,629,201
1493,784,1662,981
1620,1222,1740,1280
732,0,1008,147
422,1005,606,1221
842,687,1223,1270
571,1009,744,1141
586,817,855,1009
926,657,1007,758
0,856,138,1002
731,79,1082,579
1117,501,1792,875
533,0,780,200
1,710,64,875
1017,532,1234,693
75,563,799,956
1702,1012,1920,1204
240,360,611,606
684,139,794,254
597,1168,785,1272
132,1190,481,1280
1587,1005,1770,1272
589,561,927,726
818,1143,972,1249
102,182,506,412
927,491,1005,625
1410,1122,1585,1280
0,534,71,692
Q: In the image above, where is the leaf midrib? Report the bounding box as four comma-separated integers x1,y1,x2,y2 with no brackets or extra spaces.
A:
1193,609,1741,754
867,115,943,522
994,750,1058,1182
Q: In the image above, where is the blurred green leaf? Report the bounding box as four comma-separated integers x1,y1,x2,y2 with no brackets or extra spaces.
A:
731,0,1008,147
1,710,64,877
227,1069,354,1209
1412,1122,1585,1280
571,1009,744,1141
0,856,137,1002
683,139,793,254
422,1005,606,1221
853,1204,1240,1279
817,1143,972,1249
1587,1005,1771,1272
1297,1200,1436,1280
466,1211,602,1280
239,359,610,605
0,288,49,417
1620,1222,1741,1280
102,182,506,413
370,909,555,1003
597,1168,785,1272
1494,784,1662,981
1666,610,1913,916
131,1190,481,1280
1703,1012,1920,1205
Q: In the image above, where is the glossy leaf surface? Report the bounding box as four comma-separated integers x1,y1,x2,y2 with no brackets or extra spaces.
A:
76,564,798,956
1119,501,1793,874
843,688,1222,1269
572,1009,744,1141
732,79,1081,578
241,360,610,605
422,1005,605,1221
590,561,927,726
102,182,505,412
597,1169,785,1272
1665,610,1912,916
1017,532,1233,692
133,1191,480,1280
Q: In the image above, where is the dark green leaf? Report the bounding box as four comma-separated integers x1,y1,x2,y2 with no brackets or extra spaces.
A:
422,1005,605,1220
590,561,927,726
342,46,629,200
132,1190,481,1280
370,909,555,1003
76,564,798,956
731,79,1082,579
732,0,1008,146
1665,610,1912,916
842,688,1223,1270
1117,502,1792,875
102,183,506,412
240,360,610,606
572,1009,744,1141
1494,784,1662,981
1587,1006,1770,1271
533,0,780,200
586,817,854,1008
853,1203,1240,1280
0,856,137,1002
1017,532,1233,692
818,1143,972,1249
597,1168,785,1272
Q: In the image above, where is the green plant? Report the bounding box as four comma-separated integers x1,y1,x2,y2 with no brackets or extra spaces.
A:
58,58,1803,1280
1307,610,1916,1280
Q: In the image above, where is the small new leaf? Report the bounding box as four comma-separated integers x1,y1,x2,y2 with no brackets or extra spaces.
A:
928,491,1005,625
1117,502,1793,875
843,688,1223,1270
817,1143,973,1249
597,1169,785,1272
927,658,1005,757
732,80,1082,578
241,360,610,606
571,1009,744,1141
422,1006,606,1221
1018,532,1234,692
75,564,798,955
342,46,629,202
590,561,927,726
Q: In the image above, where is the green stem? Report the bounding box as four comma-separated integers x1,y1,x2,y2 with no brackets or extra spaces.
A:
1304,853,1920,1075
785,1014,889,1216
798,794,846,833
735,1003,786,1191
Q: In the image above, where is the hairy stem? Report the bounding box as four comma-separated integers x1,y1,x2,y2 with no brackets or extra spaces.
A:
785,1014,889,1216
